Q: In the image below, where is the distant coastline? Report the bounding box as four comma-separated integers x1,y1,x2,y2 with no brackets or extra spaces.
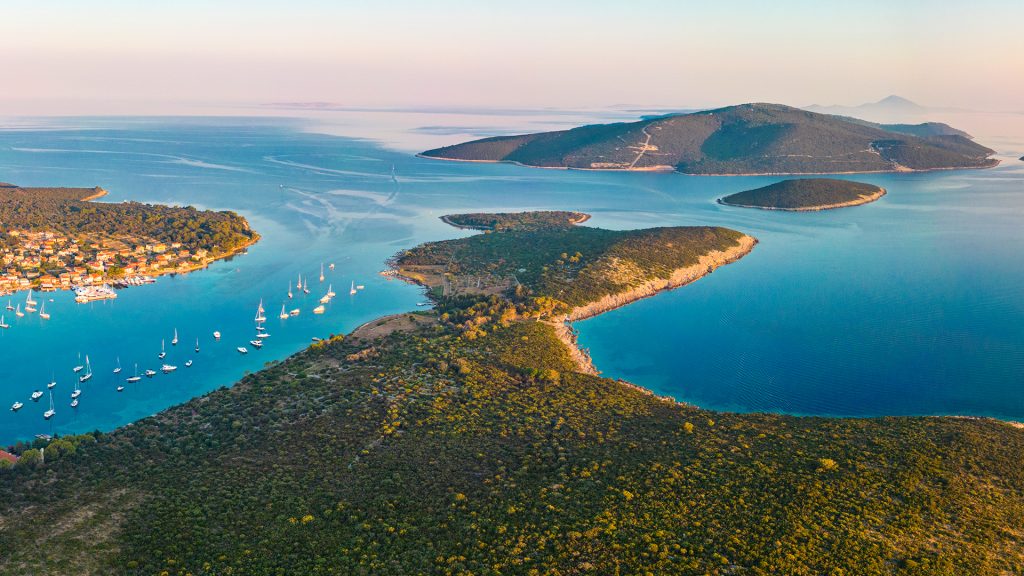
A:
418,153,999,177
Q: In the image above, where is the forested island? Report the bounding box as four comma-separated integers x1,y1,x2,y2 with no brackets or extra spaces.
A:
0,183,258,294
421,103,997,175
718,178,886,211
2,212,1024,575
441,210,589,231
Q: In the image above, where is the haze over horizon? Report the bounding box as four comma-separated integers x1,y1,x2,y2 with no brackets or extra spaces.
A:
3,0,1023,116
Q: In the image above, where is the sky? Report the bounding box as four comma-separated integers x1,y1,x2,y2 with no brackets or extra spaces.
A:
2,0,1023,115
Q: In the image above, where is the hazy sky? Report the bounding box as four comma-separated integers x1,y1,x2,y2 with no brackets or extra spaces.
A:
3,0,1022,114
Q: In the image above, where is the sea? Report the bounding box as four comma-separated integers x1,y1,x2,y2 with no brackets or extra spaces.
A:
0,107,1022,445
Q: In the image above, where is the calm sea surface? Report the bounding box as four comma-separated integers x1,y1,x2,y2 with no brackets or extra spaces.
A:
0,112,1022,444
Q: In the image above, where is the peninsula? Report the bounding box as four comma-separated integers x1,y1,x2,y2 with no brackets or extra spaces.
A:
421,103,997,175
0,183,258,295
718,178,886,211
2,213,1024,575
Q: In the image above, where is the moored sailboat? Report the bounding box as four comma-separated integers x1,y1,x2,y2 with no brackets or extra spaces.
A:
255,299,267,323
38,301,50,320
172,328,179,346
158,340,166,359
126,364,142,383
78,355,93,383
44,391,55,420
113,357,122,374
320,263,325,282
0,315,8,329
279,303,289,319
349,281,357,295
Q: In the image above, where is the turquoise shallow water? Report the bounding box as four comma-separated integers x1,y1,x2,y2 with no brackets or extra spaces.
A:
0,115,1022,444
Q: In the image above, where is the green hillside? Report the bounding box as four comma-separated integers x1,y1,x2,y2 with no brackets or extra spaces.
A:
2,213,1023,575
396,213,748,308
421,103,997,175
719,178,886,210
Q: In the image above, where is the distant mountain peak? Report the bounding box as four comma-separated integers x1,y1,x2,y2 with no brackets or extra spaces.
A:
872,95,923,109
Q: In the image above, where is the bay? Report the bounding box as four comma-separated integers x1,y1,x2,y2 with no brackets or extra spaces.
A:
0,111,1022,445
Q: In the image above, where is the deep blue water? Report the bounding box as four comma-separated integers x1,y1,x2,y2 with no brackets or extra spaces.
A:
0,115,1022,444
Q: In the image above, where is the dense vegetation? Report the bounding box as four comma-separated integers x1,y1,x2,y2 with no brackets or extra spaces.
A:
0,183,257,255
2,214,1023,575
442,211,588,231
719,178,885,210
397,213,747,308
421,103,997,174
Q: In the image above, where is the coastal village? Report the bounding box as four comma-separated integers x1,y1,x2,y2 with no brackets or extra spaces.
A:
0,229,212,297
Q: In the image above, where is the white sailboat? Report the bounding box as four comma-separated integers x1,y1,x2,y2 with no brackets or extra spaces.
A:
327,283,336,298
43,391,55,420
126,364,142,383
349,281,357,295
288,282,293,299
25,289,37,307
158,340,166,359
0,315,9,329
279,303,289,319
71,378,81,399
113,357,122,374
319,263,325,282
47,373,56,389
254,299,267,323
15,304,23,318
172,328,179,346
302,278,310,294
38,301,50,320
4,300,13,311
296,274,303,290
78,355,92,383
195,337,200,353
